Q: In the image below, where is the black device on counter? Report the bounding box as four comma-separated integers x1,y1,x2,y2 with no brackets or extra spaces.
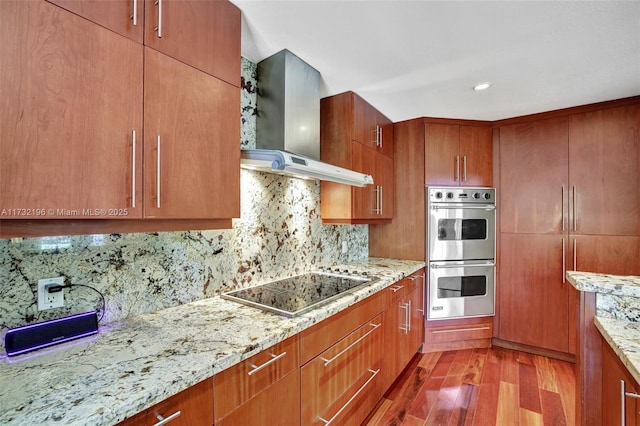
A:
4,311,98,357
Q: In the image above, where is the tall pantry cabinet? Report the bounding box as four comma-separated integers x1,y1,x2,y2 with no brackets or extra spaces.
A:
497,101,640,355
0,0,240,229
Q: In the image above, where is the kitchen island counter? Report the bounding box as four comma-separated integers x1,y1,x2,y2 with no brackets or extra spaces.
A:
0,257,424,426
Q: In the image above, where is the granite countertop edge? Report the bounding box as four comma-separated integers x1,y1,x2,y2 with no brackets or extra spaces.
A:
567,270,640,297
0,257,425,426
595,317,640,385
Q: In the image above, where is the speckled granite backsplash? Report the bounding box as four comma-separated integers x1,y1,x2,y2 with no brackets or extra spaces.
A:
0,58,368,349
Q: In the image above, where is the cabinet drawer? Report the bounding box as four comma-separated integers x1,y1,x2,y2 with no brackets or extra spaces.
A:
118,378,213,426
425,322,493,344
214,335,299,422
301,313,384,426
300,291,384,364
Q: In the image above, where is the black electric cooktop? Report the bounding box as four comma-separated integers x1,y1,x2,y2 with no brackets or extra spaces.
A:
221,271,378,317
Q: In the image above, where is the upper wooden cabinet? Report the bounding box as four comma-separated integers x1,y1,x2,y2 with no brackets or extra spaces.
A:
143,0,241,87
46,0,144,42
143,48,240,219
1,1,144,219
0,0,240,225
425,123,493,187
499,117,569,234
569,104,640,236
321,91,394,224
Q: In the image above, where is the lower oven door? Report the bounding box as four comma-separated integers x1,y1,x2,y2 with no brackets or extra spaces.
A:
427,260,495,320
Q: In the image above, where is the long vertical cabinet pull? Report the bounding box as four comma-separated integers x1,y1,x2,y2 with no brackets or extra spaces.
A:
379,186,383,216
156,136,161,208
399,302,409,334
131,0,138,25
131,130,136,208
562,238,566,284
573,185,577,231
463,155,467,183
407,300,412,333
573,239,577,271
561,186,565,231
155,0,163,38
379,126,383,148
455,155,460,182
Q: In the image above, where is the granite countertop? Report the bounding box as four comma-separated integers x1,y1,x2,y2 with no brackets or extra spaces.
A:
0,257,424,426
567,271,640,384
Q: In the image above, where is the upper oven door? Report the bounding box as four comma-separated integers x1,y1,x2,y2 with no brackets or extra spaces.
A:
428,203,495,261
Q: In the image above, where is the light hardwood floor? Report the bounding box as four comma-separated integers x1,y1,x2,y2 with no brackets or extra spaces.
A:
364,347,576,425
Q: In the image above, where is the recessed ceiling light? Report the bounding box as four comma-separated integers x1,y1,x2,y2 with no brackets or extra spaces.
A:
473,82,491,91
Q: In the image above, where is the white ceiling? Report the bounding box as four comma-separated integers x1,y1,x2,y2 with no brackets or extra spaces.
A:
230,0,640,122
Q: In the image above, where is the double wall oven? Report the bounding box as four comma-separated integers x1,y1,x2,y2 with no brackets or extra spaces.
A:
427,187,496,320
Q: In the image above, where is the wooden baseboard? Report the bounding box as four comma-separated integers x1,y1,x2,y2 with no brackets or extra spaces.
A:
492,338,576,363
422,338,491,353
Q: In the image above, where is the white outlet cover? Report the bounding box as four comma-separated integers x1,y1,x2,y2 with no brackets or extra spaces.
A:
37,277,64,311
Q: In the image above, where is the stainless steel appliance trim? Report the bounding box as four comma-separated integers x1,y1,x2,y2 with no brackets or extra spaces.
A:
318,368,380,425
431,205,495,211
431,326,490,334
248,351,287,376
431,261,495,269
320,322,381,366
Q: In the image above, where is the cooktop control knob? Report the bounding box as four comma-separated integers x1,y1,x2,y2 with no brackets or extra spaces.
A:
483,192,491,200
435,191,443,199
472,192,480,199
446,192,454,199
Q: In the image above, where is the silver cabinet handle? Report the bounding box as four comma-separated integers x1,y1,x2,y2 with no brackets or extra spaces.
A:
373,126,379,147
318,368,380,425
562,238,566,284
247,351,287,376
573,185,577,231
399,302,410,334
463,155,467,182
408,274,424,282
156,136,161,208
573,238,577,271
379,126,383,148
131,0,138,26
379,185,383,215
320,323,381,366
153,411,181,426
155,0,162,38
561,186,565,232
407,299,412,333
455,155,460,182
390,285,404,293
622,379,640,426
131,130,136,208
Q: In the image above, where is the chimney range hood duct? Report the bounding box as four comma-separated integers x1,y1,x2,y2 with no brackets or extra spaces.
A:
240,50,373,187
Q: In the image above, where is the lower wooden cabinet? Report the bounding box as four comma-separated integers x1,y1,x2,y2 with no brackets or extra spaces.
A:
602,339,640,425
301,313,384,426
216,370,300,426
117,378,213,426
424,317,493,352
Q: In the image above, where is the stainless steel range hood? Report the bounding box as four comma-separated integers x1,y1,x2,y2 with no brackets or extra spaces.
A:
240,50,373,187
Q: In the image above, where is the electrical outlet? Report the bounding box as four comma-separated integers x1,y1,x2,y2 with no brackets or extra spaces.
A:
37,277,64,310
341,241,348,254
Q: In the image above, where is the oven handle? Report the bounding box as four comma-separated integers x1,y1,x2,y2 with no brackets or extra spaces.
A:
431,205,495,211
430,262,495,269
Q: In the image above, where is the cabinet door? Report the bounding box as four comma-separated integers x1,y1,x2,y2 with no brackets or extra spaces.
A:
376,153,394,220
352,94,378,148
499,233,570,353
572,235,640,276
382,285,404,390
216,370,300,426
459,126,492,186
377,112,394,158
425,123,460,186
499,117,569,234
351,143,377,219
408,275,425,356
0,1,143,219
47,0,144,43
569,104,640,236
602,340,640,426
144,0,240,87
118,378,213,426
143,48,240,219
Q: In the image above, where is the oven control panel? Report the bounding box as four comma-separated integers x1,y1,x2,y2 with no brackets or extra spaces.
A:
429,187,495,204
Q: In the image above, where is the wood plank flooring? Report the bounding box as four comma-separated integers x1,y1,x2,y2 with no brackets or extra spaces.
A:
364,347,576,426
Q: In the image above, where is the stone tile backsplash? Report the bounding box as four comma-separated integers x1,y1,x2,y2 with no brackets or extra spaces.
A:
0,57,368,347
